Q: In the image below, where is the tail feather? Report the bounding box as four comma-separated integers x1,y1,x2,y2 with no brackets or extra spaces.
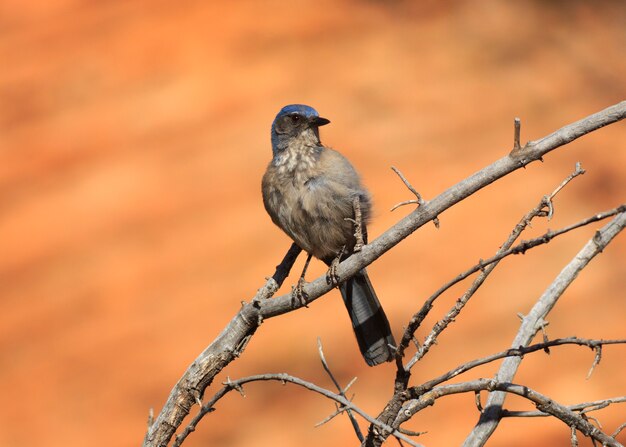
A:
339,269,396,366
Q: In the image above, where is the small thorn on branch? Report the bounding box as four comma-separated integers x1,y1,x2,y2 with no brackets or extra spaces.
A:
193,390,203,407
474,391,484,412
223,377,246,397
586,345,602,379
512,117,522,152
147,407,154,428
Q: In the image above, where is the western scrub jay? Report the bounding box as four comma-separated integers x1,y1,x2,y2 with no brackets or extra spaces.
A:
262,104,396,366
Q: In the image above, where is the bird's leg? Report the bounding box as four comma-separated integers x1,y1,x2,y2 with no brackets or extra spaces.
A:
326,246,345,288
292,253,312,307
272,243,302,288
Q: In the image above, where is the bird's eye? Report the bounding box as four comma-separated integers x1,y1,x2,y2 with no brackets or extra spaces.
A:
290,114,301,123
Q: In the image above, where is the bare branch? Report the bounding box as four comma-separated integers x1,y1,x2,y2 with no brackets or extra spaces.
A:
462,211,626,447
502,396,626,418
402,379,623,447
415,337,626,393
177,373,424,447
370,212,626,447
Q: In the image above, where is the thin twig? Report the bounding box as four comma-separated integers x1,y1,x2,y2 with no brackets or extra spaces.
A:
390,166,441,228
571,425,579,447
318,338,364,442
548,161,586,204
315,404,351,427
414,337,626,393
391,166,425,209
396,427,427,437
612,422,626,439
587,345,602,379
502,396,626,418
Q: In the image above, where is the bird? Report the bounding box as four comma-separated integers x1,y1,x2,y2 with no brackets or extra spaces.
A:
261,104,396,366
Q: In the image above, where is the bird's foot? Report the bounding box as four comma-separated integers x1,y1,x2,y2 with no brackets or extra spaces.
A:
326,249,344,288
291,277,309,307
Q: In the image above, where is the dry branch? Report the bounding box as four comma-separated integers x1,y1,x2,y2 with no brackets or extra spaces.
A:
143,101,626,447
174,373,424,447
462,211,626,447
414,337,626,394
502,396,626,418
403,379,623,447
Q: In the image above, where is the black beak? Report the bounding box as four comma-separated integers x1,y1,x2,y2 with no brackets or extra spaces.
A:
311,116,330,127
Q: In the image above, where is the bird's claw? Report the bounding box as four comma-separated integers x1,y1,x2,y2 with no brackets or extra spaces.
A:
326,257,341,287
291,277,309,307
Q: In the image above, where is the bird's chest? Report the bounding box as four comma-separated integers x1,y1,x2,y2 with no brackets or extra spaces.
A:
274,148,319,186
265,149,336,225
268,148,324,204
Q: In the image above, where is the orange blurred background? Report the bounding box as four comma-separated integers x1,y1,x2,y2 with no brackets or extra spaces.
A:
1,1,625,446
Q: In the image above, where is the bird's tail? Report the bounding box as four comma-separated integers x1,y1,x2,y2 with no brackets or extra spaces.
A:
339,269,396,366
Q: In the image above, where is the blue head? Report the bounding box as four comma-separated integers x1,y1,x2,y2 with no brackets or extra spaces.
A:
270,104,330,156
